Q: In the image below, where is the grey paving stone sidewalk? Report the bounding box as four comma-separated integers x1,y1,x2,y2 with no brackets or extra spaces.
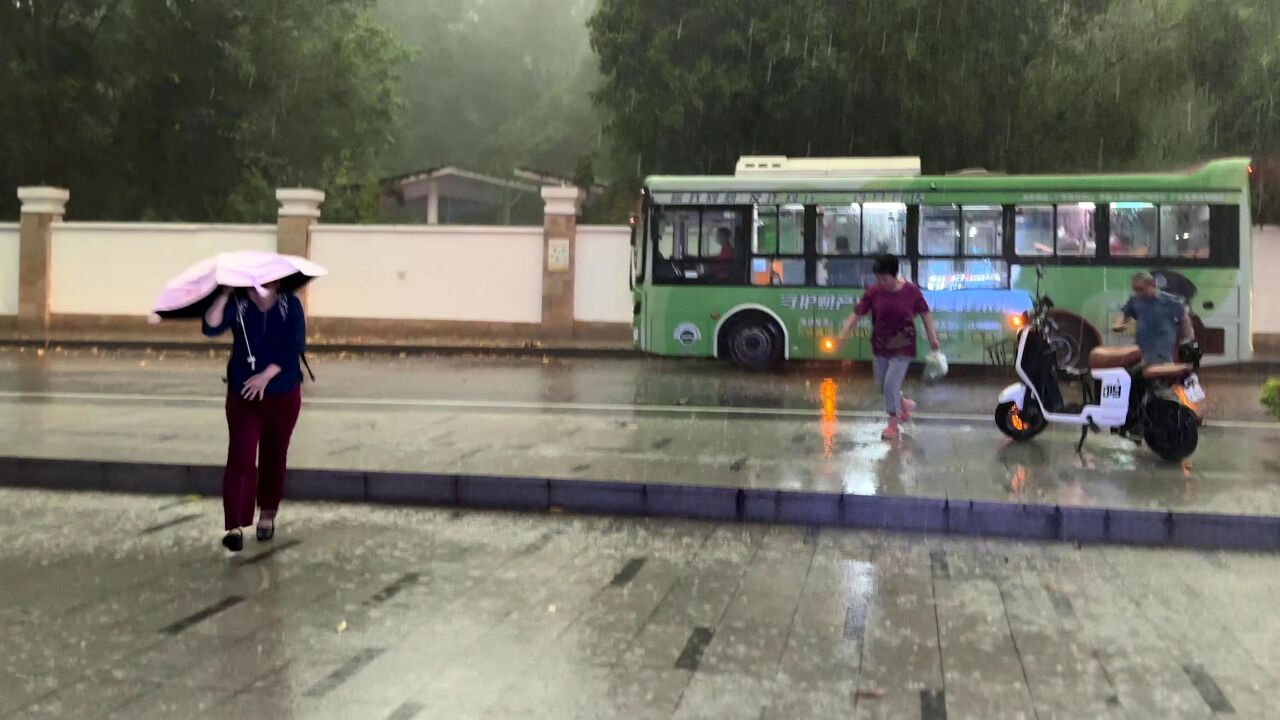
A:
2,489,1277,719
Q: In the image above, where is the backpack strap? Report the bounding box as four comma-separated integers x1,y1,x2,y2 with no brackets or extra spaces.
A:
301,352,316,382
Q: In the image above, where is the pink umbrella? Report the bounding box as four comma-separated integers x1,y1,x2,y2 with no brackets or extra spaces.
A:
151,251,328,321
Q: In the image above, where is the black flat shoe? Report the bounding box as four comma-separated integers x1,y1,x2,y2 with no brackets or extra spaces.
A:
222,531,244,553
256,523,275,542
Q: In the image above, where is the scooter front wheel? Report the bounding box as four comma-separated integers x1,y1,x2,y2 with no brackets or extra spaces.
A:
995,402,1047,441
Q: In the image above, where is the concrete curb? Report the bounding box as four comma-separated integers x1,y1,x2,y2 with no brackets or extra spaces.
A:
4,456,1278,552
3,338,1277,378
0,338,640,360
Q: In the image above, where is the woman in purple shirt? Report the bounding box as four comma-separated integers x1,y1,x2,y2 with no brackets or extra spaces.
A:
837,255,941,440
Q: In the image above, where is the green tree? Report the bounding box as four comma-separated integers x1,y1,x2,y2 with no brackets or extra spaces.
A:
0,0,407,221
377,0,601,180
588,0,1128,180
588,0,1280,224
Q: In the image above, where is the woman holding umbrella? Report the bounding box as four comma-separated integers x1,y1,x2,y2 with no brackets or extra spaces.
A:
154,251,324,552
202,280,307,552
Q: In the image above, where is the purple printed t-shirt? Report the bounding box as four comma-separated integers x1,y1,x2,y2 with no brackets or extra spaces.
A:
854,281,930,358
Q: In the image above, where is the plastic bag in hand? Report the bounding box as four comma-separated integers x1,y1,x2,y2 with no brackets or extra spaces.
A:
924,350,949,383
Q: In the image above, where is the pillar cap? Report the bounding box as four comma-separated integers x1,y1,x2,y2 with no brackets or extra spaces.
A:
17,187,69,216
276,188,326,219
541,186,586,217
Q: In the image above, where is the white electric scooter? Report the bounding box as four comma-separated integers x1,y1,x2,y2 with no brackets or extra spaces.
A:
995,269,1204,461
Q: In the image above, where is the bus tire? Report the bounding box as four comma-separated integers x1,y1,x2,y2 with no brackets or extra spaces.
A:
722,314,784,371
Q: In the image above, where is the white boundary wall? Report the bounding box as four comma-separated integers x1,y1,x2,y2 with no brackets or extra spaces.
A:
575,225,632,324
50,223,276,316
308,225,544,323
13,216,1274,338
0,223,18,316
1254,225,1280,335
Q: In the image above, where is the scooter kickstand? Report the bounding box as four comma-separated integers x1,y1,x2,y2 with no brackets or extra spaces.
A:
1075,419,1100,455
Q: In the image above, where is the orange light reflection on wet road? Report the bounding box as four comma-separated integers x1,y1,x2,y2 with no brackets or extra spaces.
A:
820,378,838,459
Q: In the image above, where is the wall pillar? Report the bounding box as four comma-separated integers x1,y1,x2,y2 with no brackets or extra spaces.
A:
276,189,324,308
16,187,69,337
540,186,586,339
426,181,440,225
275,189,325,257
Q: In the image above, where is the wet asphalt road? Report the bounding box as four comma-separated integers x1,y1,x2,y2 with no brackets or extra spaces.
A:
0,347,1272,423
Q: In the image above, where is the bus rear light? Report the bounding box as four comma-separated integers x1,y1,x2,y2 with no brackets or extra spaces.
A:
821,337,837,353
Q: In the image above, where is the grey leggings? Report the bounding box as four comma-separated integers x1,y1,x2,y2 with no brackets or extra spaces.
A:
873,355,911,416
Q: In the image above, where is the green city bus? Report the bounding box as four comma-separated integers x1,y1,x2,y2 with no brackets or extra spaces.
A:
630,156,1252,370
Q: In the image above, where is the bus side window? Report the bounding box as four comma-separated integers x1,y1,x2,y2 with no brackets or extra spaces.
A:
919,204,1008,290
752,204,804,286
1057,203,1096,256
819,205,861,255
863,202,907,255
963,206,1003,256
1159,204,1210,259
1109,203,1157,257
920,205,961,256
1208,204,1240,267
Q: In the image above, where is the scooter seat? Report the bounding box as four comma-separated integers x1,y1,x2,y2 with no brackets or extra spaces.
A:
1088,345,1143,369
1142,363,1192,380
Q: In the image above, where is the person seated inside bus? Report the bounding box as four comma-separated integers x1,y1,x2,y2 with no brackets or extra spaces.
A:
1055,233,1082,256
710,226,735,260
705,226,738,282
1109,232,1149,257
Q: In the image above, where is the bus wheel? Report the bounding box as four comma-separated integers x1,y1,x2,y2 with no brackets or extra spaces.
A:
724,315,783,371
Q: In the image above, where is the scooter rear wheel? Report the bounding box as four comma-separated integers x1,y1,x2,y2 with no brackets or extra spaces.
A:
1142,399,1199,461
995,402,1047,441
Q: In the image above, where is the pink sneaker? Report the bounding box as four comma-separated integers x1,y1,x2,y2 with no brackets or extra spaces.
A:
900,398,917,423
881,419,900,440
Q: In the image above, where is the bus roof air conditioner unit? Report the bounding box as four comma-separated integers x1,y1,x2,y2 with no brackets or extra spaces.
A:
735,156,921,178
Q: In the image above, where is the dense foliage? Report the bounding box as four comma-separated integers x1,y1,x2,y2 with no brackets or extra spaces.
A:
0,0,406,221
1264,378,1280,420
375,0,600,181
589,0,1280,222
6,0,1280,223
